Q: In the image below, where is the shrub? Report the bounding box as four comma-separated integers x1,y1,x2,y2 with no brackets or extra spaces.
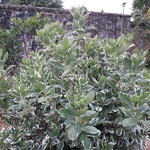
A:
1,7,150,150
0,12,50,65
0,49,13,109
132,7,150,66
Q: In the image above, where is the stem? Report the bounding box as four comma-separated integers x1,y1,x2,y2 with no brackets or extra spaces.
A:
114,52,119,69
31,35,36,51
130,76,135,90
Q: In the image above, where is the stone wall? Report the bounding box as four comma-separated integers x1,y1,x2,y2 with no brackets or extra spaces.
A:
0,4,133,39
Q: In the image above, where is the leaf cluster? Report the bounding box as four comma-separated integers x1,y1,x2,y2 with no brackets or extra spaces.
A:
133,0,150,10
0,49,13,108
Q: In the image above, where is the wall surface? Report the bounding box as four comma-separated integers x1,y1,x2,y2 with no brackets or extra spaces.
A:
0,4,133,39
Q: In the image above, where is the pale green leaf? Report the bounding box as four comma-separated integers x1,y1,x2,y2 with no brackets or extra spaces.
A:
68,125,81,140
83,85,93,92
61,38,70,50
38,97,46,103
116,46,126,57
2,52,8,65
116,128,122,136
66,52,76,65
140,92,150,100
131,95,140,103
138,103,149,114
80,134,91,150
64,119,76,127
58,108,77,118
81,126,99,134
123,57,132,70
118,92,133,108
77,107,87,116
26,93,40,98
79,17,85,27
122,118,137,128
74,11,80,20
141,120,150,130
76,28,84,34
50,60,65,71
105,45,114,53
99,76,106,87
70,57,82,67
120,107,133,117
83,91,95,104
81,110,97,122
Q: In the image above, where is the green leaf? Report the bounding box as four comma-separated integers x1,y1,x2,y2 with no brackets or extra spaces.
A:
116,46,126,57
27,67,35,75
83,85,93,92
77,107,87,116
81,110,97,122
70,57,82,67
64,119,76,127
57,141,64,150
123,57,132,70
50,59,65,71
68,125,81,140
38,97,46,103
79,17,85,27
2,52,8,65
81,126,99,134
80,134,91,150
122,118,137,128
76,28,84,34
74,11,80,20
48,132,57,139
105,45,114,53
143,71,150,79
66,52,76,65
118,92,133,108
35,82,46,91
140,92,150,100
116,128,122,136
138,103,149,114
61,38,70,50
131,95,140,103
0,100,6,108
83,91,95,105
120,107,133,117
141,120,150,130
99,76,106,87
104,142,114,149
58,108,77,118
26,92,40,98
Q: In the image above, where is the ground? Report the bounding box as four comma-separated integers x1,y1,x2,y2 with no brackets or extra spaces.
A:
0,109,9,130
0,116,9,130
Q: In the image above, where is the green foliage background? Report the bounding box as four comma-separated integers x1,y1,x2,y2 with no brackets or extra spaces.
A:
133,0,150,10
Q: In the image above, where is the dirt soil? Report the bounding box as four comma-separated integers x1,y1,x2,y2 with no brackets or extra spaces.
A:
0,109,9,130
145,138,150,150
0,116,9,130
